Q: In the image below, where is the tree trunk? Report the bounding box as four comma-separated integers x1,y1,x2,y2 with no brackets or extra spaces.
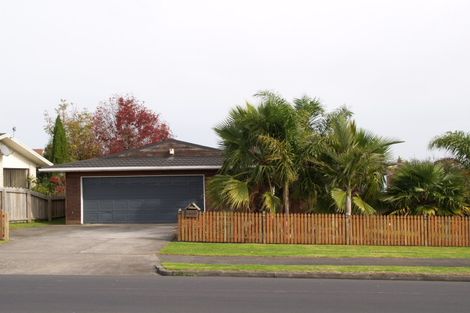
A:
346,189,352,216
283,181,290,215
283,181,290,242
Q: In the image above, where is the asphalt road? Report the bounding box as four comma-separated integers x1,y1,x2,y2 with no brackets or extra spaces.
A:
0,275,469,313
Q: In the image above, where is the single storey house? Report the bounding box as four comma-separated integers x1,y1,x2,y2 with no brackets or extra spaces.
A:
40,139,223,224
0,133,53,189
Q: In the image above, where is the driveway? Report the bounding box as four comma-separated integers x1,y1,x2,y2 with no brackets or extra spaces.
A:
0,224,176,275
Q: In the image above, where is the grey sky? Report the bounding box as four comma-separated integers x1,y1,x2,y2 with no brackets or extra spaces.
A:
1,0,469,160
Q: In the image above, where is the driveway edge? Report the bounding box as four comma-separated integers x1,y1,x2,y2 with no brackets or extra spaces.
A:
155,265,470,282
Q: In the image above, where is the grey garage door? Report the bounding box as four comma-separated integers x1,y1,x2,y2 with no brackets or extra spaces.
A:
82,176,204,224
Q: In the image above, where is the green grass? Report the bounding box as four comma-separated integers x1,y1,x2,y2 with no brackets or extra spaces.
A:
162,262,470,275
9,218,65,230
161,242,470,259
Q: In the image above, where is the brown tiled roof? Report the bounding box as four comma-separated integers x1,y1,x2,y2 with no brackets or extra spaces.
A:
45,156,223,169
41,139,223,171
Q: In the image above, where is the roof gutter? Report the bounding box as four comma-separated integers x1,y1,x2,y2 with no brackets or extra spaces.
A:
39,165,222,173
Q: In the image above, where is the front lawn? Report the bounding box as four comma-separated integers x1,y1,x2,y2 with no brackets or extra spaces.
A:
162,262,470,275
161,242,470,259
9,218,65,230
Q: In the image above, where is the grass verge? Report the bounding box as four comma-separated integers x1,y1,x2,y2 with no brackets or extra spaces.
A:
161,242,470,259
162,262,470,275
9,218,65,230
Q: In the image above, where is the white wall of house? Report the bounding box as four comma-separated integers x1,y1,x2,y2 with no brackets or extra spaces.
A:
0,143,39,188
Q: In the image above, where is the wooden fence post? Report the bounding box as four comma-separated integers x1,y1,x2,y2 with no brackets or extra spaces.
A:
177,210,182,241
47,197,52,222
345,215,351,245
1,189,6,212
1,211,9,241
26,190,32,223
262,211,266,244
285,213,290,243
224,211,227,243
423,215,428,247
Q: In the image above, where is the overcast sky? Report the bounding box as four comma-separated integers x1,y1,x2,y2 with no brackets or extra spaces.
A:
1,0,469,160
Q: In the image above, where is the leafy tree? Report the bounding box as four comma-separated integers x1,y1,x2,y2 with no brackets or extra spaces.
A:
384,161,468,215
430,131,470,169
313,116,400,215
49,115,69,164
94,95,172,154
31,175,65,195
44,100,101,161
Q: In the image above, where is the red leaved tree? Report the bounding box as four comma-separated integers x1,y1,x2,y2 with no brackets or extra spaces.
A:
93,95,172,154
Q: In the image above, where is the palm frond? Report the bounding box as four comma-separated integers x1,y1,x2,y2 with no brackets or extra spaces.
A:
207,175,250,210
430,131,470,168
352,195,376,215
330,188,347,213
262,191,281,213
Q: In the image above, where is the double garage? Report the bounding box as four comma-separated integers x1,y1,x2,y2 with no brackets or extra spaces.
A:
82,175,205,224
39,139,223,225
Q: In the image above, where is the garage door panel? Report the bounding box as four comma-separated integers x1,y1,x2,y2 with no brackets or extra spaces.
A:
85,200,101,210
90,212,113,224
82,176,204,224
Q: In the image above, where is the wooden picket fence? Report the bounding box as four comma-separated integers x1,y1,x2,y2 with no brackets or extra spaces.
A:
0,210,9,241
178,212,470,247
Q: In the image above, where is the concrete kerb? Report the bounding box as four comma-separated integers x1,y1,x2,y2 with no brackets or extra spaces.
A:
155,265,470,282
159,254,470,267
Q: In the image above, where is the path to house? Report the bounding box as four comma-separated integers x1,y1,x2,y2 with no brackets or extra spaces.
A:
159,255,470,267
0,224,176,275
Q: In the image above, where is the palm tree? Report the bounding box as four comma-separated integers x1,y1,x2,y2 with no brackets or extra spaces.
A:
430,131,470,169
208,91,321,213
209,91,400,215
314,116,400,215
257,134,298,214
289,106,354,213
384,161,468,215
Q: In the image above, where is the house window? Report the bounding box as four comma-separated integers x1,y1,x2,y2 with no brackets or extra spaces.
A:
3,168,29,188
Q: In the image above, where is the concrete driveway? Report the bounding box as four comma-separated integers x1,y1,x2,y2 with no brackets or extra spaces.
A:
0,224,176,275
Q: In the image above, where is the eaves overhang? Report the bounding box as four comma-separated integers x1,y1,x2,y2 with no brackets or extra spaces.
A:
39,165,222,173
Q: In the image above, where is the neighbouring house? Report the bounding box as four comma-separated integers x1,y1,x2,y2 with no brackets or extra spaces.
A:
0,133,53,189
33,148,45,156
40,139,223,224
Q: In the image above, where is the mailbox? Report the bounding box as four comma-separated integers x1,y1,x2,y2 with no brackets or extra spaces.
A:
181,202,201,218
